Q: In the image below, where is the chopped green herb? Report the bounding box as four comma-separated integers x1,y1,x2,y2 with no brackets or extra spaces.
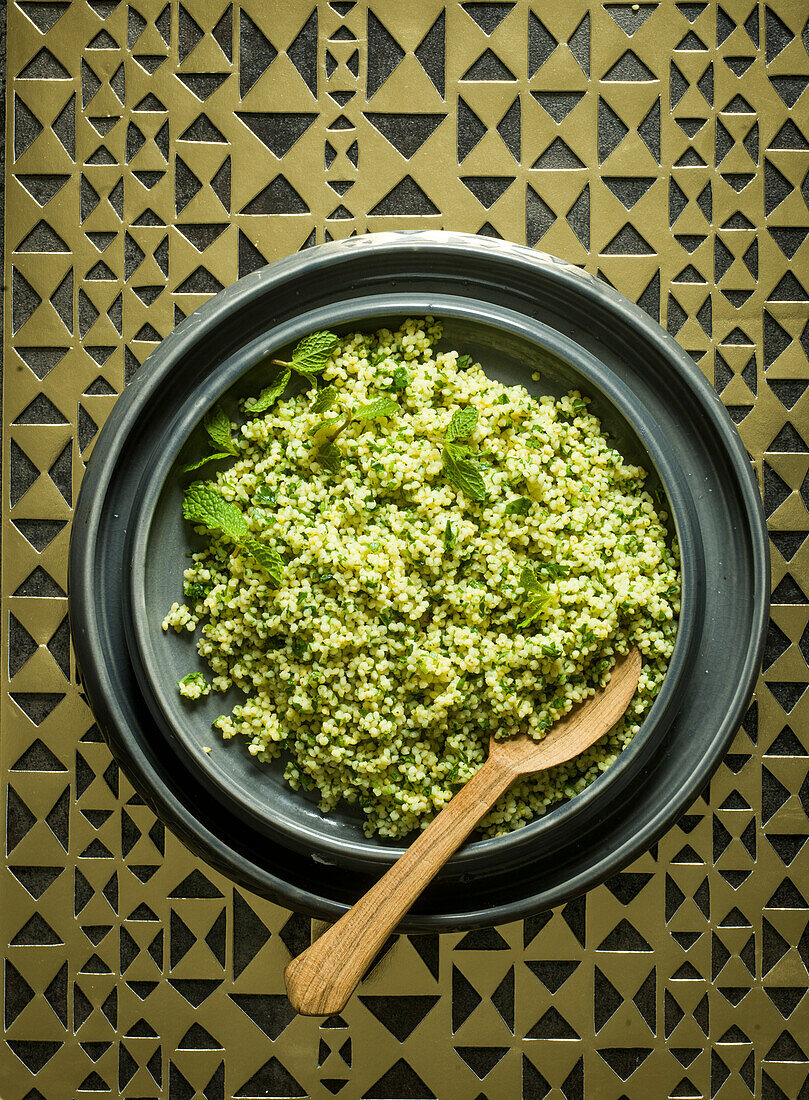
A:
444,518,456,551
178,672,207,688
183,582,210,602
534,561,570,579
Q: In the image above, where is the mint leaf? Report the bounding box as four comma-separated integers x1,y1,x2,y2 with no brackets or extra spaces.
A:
254,484,276,506
517,564,556,627
446,406,478,442
317,439,342,473
504,497,532,515
246,366,291,415
182,452,233,473
183,405,238,469
442,444,486,501
355,396,398,421
291,331,339,376
204,404,238,454
182,484,287,588
520,564,542,594
243,537,284,586
183,485,249,542
392,365,409,389
308,415,342,437
444,518,455,551
517,592,555,628
311,385,338,414
457,354,471,370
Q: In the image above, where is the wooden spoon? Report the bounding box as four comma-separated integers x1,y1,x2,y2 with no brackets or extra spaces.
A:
285,646,642,1016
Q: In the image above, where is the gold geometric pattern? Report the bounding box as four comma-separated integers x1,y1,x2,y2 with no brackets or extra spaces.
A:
3,1,809,1097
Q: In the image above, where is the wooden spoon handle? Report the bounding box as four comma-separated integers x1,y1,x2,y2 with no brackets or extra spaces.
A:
285,756,515,1016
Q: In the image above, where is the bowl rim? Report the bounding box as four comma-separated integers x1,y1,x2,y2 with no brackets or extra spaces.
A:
124,293,703,870
69,231,770,927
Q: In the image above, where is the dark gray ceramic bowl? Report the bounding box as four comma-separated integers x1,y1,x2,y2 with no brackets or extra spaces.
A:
69,232,768,929
125,300,699,877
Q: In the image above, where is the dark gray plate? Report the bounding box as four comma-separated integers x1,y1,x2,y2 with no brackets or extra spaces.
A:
69,232,768,929
125,299,699,876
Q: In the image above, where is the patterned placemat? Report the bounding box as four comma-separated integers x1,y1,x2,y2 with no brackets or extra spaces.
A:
3,1,808,1097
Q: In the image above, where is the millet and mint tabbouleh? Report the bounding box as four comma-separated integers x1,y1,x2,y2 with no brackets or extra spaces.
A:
163,319,680,839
